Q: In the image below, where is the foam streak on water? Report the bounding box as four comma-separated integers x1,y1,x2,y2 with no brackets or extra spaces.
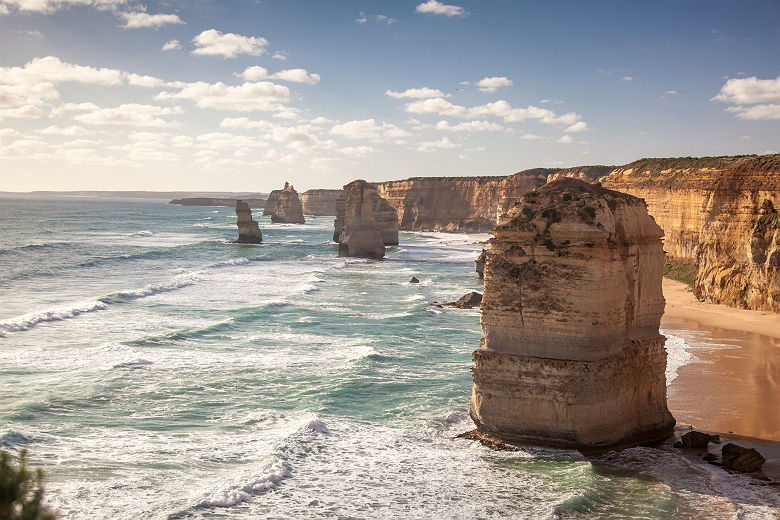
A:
0,196,776,519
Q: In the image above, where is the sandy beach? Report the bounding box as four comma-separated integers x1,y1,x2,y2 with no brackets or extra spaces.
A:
662,279,780,478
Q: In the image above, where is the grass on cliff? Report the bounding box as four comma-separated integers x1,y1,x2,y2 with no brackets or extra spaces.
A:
663,259,697,286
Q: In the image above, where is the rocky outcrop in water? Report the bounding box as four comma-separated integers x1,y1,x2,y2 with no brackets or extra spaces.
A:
334,182,398,245
262,190,282,216
335,180,389,259
301,189,341,215
234,200,262,244
470,178,675,450
446,292,482,309
271,182,306,224
679,431,720,448
721,443,766,472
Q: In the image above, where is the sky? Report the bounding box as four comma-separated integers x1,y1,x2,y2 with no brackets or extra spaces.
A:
0,0,778,192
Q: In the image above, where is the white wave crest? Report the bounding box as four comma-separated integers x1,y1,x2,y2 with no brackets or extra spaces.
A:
197,460,292,509
662,331,693,385
0,300,108,336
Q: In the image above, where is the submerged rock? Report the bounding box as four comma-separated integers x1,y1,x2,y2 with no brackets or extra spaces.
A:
475,250,486,279
721,443,766,472
410,277,420,284
336,180,388,259
680,431,720,449
271,182,306,224
234,200,262,244
470,178,675,451
446,292,482,309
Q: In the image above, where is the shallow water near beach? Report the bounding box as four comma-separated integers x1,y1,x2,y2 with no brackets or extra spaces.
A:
0,196,777,519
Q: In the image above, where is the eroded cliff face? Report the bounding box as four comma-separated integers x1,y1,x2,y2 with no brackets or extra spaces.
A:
301,189,341,215
377,176,506,232
599,155,780,312
334,182,398,245
234,200,262,244
271,182,306,224
471,178,675,450
336,180,389,259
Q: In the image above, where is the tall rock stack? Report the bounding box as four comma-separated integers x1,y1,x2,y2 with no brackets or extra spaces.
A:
334,181,398,246
262,189,282,216
335,180,392,259
270,182,306,224
470,178,675,450
234,200,262,244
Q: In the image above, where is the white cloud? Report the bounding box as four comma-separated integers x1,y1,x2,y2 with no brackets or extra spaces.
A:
191,29,268,58
156,81,290,112
375,14,396,25
195,132,260,150
270,68,320,85
220,117,274,130
725,104,780,120
622,76,633,81
338,145,374,157
74,103,182,127
665,90,678,95
39,125,91,135
404,97,582,127
119,11,184,29
564,121,588,133
415,0,466,17
558,135,573,143
385,87,447,99
272,51,287,61
739,135,751,140
329,118,410,141
476,76,513,93
126,73,165,87
239,66,320,85
162,39,181,51
356,11,367,23
0,56,123,86
713,75,780,104
0,0,128,14
434,120,503,132
417,136,459,152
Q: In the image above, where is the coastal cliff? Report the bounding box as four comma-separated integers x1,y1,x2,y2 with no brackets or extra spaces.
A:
470,178,675,450
598,155,780,312
271,182,306,224
335,182,398,245
234,200,262,244
302,189,341,215
170,197,265,208
336,180,388,259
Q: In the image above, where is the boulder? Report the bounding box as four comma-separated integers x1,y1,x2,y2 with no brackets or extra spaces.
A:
721,443,766,472
470,178,675,450
234,200,262,244
410,277,420,284
446,292,482,309
271,182,305,224
680,431,720,449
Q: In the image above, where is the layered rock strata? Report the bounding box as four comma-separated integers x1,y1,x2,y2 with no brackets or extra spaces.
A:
334,182,398,245
335,180,393,259
301,189,341,215
234,200,262,244
470,178,675,450
271,182,306,224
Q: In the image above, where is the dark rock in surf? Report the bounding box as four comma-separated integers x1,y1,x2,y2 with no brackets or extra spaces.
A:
721,443,766,472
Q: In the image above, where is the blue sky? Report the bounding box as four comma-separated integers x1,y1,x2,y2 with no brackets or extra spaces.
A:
0,0,778,192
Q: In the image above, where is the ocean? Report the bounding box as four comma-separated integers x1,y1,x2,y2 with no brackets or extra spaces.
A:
0,196,777,519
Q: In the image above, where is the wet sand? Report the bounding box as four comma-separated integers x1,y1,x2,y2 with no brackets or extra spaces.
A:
662,279,780,477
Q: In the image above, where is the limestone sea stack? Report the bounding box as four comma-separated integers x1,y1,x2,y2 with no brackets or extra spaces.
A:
262,189,282,215
271,182,306,224
335,180,393,259
234,200,262,244
470,178,675,450
301,189,342,215
334,181,398,245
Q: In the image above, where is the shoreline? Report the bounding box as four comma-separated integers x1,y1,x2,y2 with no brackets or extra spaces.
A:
662,278,779,476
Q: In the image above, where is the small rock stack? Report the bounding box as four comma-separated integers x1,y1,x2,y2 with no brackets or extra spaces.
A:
234,200,262,244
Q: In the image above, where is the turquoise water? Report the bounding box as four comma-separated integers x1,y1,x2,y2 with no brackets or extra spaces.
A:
0,196,777,519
